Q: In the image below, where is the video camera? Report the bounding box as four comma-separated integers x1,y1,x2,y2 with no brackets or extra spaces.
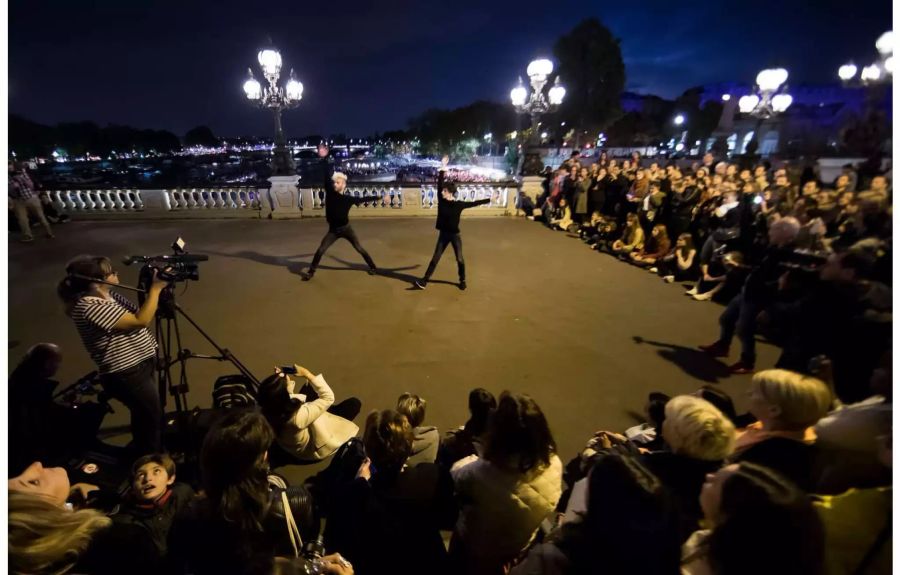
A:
778,248,830,274
125,237,208,284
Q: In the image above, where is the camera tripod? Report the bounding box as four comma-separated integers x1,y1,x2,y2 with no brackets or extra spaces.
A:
154,286,258,412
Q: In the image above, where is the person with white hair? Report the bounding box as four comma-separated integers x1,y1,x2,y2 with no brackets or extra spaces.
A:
303,144,379,281
700,216,801,374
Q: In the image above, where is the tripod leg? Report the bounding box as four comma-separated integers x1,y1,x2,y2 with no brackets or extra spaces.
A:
170,314,190,412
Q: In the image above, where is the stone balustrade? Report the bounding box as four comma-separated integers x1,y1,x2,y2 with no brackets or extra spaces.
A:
45,181,522,220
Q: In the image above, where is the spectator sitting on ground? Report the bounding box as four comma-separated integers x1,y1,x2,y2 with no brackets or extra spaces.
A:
657,233,697,283
438,388,497,471
577,210,603,240
168,410,318,575
550,198,575,231
9,461,108,575
683,462,825,575
450,392,563,575
630,224,671,268
110,454,195,568
397,392,439,465
510,453,681,575
326,409,457,575
729,369,832,491
691,251,747,302
609,212,645,256
257,364,360,463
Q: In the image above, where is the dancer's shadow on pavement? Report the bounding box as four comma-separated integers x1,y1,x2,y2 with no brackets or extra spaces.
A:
631,336,730,384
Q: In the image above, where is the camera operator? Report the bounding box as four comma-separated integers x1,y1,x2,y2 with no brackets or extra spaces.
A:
58,255,168,455
699,217,801,374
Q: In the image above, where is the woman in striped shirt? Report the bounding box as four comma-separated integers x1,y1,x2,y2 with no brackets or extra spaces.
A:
58,256,168,455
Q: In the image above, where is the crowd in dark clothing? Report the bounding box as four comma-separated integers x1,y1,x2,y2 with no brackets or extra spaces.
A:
530,151,892,392
7,151,893,575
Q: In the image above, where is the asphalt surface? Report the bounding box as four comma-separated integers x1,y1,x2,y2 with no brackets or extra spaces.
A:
8,217,778,483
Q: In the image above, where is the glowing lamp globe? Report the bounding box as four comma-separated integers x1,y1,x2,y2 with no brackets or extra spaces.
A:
771,93,793,113
257,49,282,76
673,114,685,126
885,56,894,75
838,63,858,81
875,31,894,55
756,68,788,92
243,77,262,100
510,84,528,106
286,78,304,101
721,94,731,101
548,82,566,105
861,64,882,82
527,58,554,80
739,94,760,113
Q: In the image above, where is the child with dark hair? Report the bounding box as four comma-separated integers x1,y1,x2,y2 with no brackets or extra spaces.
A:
397,393,439,466
111,454,195,567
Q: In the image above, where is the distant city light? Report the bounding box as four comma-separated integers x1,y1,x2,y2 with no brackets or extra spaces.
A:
540,132,548,139
673,114,685,126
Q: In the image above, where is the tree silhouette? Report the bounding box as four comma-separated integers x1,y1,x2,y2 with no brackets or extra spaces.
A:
185,125,219,147
553,18,626,144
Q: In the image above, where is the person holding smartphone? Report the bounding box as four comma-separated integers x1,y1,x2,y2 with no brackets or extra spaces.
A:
257,364,359,462
413,155,492,291
57,255,168,455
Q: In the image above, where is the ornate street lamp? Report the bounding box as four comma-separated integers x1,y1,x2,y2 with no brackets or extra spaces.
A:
510,58,565,145
243,46,304,176
738,68,792,119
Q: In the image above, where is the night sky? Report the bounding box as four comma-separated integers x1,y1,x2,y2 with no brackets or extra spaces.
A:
9,0,892,137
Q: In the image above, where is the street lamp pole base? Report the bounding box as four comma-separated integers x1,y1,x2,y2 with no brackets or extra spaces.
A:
271,146,296,177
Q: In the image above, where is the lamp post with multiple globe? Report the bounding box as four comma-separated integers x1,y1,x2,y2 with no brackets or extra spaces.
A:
243,46,304,176
736,68,793,155
509,58,565,174
838,30,893,85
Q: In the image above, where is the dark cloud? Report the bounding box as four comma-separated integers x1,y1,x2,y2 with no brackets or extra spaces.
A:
9,0,891,136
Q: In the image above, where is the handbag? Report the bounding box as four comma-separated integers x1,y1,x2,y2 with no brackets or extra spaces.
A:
267,474,303,557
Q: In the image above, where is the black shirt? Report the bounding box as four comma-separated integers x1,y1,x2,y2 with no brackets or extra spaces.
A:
434,169,490,234
321,159,378,230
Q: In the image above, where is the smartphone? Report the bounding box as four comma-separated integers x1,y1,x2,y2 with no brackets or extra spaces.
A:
280,366,297,375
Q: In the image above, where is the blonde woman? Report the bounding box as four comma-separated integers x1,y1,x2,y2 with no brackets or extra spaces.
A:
730,369,833,491
8,462,110,575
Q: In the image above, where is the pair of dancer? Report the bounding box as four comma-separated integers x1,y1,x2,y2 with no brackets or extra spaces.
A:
303,148,490,290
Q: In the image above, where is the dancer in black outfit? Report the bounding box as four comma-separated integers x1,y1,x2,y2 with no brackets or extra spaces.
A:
414,156,491,291
303,144,379,281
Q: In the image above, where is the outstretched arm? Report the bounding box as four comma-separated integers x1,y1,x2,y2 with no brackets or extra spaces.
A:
460,198,492,209
319,144,335,194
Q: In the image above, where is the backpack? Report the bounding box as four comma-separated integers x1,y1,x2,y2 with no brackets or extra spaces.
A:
212,374,257,409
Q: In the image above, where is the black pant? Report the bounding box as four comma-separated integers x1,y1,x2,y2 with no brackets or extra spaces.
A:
423,231,465,283
100,357,162,455
309,224,376,272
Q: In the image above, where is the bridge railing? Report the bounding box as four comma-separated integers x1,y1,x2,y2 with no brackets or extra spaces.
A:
45,181,521,220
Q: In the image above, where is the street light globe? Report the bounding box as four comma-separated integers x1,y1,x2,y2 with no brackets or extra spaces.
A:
861,64,882,82
548,82,566,105
510,80,528,106
885,55,895,75
756,68,788,92
484,133,492,141
739,94,760,113
286,78,304,102
527,58,554,80
875,30,894,55
721,94,731,101
772,93,793,113
258,49,282,77
243,76,262,100
540,132,548,139
673,114,685,126
838,63,858,81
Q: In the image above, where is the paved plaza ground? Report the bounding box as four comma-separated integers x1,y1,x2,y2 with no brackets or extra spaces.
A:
8,217,778,482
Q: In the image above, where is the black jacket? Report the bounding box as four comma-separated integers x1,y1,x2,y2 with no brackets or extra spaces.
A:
435,169,490,234
321,159,378,230
112,483,195,559
167,484,317,575
325,462,457,575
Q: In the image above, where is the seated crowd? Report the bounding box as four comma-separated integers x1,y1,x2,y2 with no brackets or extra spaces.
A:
7,351,892,574
7,152,892,575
